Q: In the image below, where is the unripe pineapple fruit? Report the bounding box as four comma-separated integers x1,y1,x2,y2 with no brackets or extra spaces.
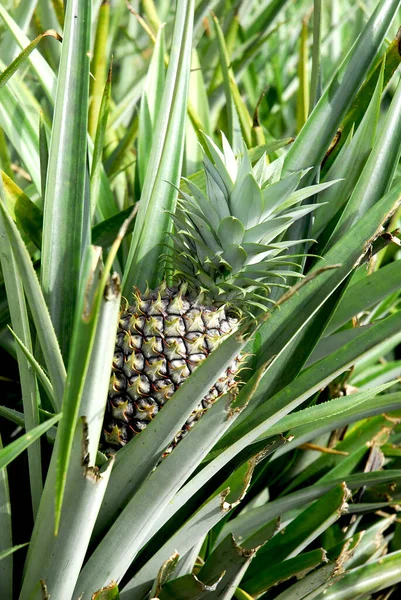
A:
102,134,333,452
103,285,241,451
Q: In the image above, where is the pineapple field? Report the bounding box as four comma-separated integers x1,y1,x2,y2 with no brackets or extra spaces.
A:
3,0,401,598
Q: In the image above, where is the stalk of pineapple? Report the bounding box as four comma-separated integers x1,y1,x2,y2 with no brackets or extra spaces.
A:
103,134,336,451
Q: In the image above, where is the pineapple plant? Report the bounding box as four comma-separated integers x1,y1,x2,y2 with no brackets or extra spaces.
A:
103,137,330,452
2,1,401,600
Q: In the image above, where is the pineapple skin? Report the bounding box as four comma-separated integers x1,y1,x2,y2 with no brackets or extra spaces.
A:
103,285,240,451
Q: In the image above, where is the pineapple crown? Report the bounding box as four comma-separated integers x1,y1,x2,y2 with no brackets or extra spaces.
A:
166,133,336,312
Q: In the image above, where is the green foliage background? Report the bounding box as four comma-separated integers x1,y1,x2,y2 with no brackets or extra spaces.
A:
2,1,401,599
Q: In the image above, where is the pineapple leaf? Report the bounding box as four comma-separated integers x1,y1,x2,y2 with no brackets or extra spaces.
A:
324,28,401,172
217,216,246,248
0,3,56,102
123,1,195,295
0,58,42,191
7,326,54,409
0,413,61,471
243,484,350,591
326,74,401,251
196,535,259,599
0,200,66,407
325,260,401,336
229,173,263,229
77,386,247,592
0,173,43,517
243,548,327,596
319,550,401,599
0,434,12,599
40,0,91,360
313,59,384,237
137,26,166,190
122,489,233,598
284,0,401,180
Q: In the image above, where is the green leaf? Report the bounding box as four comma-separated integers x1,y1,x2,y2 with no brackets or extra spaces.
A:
327,74,401,250
324,30,401,171
245,0,291,38
0,26,60,91
40,0,92,359
137,25,166,190
0,5,117,222
201,328,401,543
20,268,121,597
84,382,247,590
271,394,399,486
249,178,401,406
0,201,66,410
53,247,116,533
261,172,302,219
0,543,29,562
230,174,263,229
218,217,245,248
7,326,55,410
0,60,41,191
150,552,181,599
181,140,294,198
221,244,247,272
283,416,388,492
39,111,49,202
296,16,309,132
0,3,56,102
0,413,61,471
211,13,243,149
243,483,349,585
319,549,401,599
243,549,327,596
197,535,259,599
89,0,110,139
90,64,112,220
313,59,383,237
0,0,39,64
277,180,339,213
284,0,401,179
92,582,120,600
346,517,395,569
0,435,12,600
273,562,343,600
0,407,26,429
0,173,43,517
0,170,42,248
216,471,401,547
123,1,194,295
92,207,135,247
20,422,115,598
326,260,401,335
122,490,233,598
264,382,397,446
158,572,224,600
223,309,401,454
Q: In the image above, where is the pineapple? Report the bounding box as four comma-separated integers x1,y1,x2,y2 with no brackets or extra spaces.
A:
104,285,242,449
103,134,326,451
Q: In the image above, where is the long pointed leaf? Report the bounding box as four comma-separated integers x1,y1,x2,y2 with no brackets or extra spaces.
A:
123,0,194,294
284,0,401,179
40,0,91,359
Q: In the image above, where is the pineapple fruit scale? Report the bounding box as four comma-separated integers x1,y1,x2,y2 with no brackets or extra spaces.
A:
103,134,324,452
